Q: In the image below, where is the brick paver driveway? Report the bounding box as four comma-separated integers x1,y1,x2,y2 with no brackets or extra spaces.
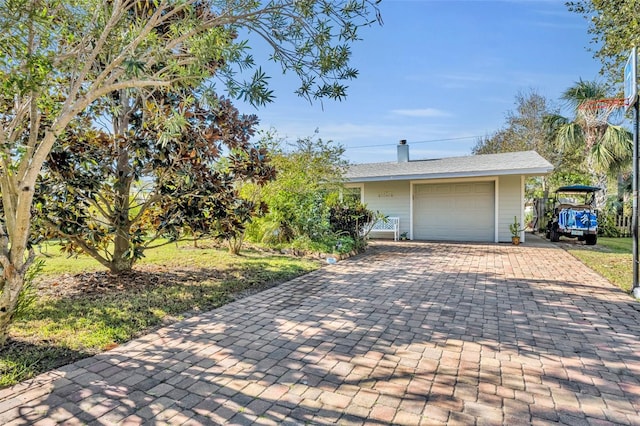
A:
2,240,640,425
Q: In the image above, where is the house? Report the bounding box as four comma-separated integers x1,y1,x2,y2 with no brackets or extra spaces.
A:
345,141,553,243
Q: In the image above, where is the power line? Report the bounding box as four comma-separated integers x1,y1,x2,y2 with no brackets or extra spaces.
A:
346,135,483,150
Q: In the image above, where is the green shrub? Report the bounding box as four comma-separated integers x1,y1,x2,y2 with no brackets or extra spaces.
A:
13,260,44,320
334,236,356,254
290,235,332,253
329,203,374,239
597,211,622,237
328,202,374,252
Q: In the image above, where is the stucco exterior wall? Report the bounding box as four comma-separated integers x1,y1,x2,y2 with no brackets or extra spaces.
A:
497,175,524,242
353,175,526,242
361,181,411,238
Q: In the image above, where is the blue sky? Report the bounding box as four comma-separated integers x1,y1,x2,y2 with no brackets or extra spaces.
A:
242,0,605,164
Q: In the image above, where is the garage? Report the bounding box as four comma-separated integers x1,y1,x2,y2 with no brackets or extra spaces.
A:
345,147,553,243
413,181,495,242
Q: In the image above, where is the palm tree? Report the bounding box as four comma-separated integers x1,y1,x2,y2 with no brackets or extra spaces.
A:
545,79,632,208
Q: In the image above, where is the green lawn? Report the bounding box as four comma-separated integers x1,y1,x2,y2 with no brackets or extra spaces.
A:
1,241,320,388
35,239,260,275
568,237,633,293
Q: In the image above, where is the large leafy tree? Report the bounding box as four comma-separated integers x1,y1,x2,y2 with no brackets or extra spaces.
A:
0,0,381,345
473,89,556,156
37,94,274,273
544,80,632,207
245,131,348,246
472,89,586,196
567,0,640,83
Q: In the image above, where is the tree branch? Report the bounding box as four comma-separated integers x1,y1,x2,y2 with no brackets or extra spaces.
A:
131,193,161,224
43,218,113,270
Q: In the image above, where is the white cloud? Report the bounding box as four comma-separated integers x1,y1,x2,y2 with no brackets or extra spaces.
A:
440,72,494,83
391,108,452,118
251,113,488,164
436,72,497,89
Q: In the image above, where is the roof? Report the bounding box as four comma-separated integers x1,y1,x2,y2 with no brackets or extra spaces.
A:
555,185,601,193
345,150,554,182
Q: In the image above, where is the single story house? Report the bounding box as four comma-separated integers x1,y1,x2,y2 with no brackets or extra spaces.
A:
345,142,553,243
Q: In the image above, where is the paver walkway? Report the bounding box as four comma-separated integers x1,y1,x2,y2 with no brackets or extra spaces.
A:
1,240,640,425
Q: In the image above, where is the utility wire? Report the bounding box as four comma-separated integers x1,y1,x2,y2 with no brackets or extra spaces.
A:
346,135,483,150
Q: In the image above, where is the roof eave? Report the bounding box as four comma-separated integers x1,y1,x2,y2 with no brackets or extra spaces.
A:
345,167,554,183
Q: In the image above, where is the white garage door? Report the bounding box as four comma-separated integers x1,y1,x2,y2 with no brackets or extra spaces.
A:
413,181,495,242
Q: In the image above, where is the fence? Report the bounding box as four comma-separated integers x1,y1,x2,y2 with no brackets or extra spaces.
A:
614,215,632,236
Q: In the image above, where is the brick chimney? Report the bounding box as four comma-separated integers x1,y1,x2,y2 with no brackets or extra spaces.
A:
397,139,409,163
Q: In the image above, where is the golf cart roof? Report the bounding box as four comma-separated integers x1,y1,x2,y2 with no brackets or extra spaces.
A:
555,185,601,193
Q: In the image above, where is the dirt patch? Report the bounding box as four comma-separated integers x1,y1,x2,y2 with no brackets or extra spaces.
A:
34,264,231,300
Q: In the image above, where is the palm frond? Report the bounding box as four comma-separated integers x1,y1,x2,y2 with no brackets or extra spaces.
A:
590,143,616,173
554,122,584,151
603,125,633,155
561,79,610,112
543,113,569,129
594,125,634,175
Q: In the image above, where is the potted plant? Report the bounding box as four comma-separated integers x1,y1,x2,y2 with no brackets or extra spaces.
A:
509,216,523,245
399,232,409,241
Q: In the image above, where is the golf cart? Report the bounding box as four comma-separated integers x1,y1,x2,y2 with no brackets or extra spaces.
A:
545,185,600,245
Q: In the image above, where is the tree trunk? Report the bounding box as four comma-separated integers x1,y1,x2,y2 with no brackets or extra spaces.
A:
228,233,244,255
0,267,25,346
585,155,608,211
594,173,609,212
589,154,608,211
0,175,37,346
108,95,135,274
109,145,134,274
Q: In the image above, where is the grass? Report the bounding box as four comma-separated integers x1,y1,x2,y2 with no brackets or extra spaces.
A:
1,241,320,388
36,241,106,276
35,239,251,276
592,237,632,253
567,237,633,293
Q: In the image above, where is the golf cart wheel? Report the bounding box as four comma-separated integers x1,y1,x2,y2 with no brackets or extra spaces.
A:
550,229,560,242
585,234,597,245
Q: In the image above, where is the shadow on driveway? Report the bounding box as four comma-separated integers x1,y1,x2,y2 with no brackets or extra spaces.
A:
1,241,639,425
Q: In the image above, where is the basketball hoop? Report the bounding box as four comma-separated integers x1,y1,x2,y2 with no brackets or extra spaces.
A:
577,98,627,127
